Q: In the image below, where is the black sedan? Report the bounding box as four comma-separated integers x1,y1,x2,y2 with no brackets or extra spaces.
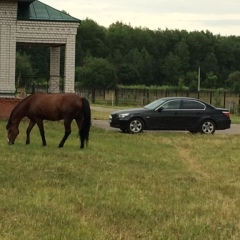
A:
109,97,231,134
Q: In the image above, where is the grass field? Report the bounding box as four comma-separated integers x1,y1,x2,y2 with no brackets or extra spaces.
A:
1,110,240,239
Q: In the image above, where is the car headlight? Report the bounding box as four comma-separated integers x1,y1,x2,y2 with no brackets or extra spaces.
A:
109,115,112,119
118,113,129,118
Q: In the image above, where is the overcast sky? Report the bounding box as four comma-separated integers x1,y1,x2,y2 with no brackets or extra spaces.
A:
41,0,240,36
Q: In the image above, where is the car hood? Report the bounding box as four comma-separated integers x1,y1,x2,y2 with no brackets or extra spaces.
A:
111,107,147,115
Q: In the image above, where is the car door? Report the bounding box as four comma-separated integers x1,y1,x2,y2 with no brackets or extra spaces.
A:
178,100,206,129
148,99,181,129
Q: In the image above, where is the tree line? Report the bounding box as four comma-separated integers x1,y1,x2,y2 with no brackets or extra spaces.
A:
16,18,240,92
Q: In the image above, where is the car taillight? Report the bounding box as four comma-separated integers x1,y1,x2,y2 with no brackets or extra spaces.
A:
223,111,230,118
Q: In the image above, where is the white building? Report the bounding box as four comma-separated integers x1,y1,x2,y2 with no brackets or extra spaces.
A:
0,0,80,96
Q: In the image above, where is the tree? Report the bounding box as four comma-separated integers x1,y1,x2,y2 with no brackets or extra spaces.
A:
17,45,49,77
215,36,240,86
76,57,117,88
185,71,198,90
175,38,190,73
162,52,181,85
117,64,140,85
227,71,240,92
138,48,155,86
204,72,218,89
109,49,125,65
16,52,35,88
16,17,240,90
76,18,108,66
107,22,134,55
201,52,218,83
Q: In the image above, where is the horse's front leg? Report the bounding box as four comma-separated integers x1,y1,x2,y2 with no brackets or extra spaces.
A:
36,119,47,146
26,119,36,145
58,119,72,148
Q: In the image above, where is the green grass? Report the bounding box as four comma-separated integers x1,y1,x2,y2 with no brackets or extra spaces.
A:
92,110,110,120
230,114,240,124
1,117,240,239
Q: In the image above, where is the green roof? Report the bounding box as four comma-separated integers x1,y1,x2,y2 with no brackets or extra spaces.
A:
17,0,81,22
17,0,35,2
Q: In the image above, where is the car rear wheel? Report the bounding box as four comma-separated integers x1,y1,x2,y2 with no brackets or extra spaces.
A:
127,118,144,133
201,120,216,134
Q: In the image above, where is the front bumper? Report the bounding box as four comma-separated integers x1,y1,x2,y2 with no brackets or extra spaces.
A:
109,118,129,129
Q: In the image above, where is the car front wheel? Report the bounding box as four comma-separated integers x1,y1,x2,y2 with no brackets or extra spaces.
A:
127,118,144,133
201,120,216,134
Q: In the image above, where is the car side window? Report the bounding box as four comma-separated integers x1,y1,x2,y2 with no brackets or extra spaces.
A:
181,100,205,110
162,100,180,110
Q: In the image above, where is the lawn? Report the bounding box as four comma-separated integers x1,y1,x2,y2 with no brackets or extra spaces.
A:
230,114,240,124
1,113,240,239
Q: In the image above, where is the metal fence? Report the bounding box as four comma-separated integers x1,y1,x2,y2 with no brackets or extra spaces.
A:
77,88,240,113
17,75,64,94
12,80,240,113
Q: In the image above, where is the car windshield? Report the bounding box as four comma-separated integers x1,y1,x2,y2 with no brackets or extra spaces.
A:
144,98,168,110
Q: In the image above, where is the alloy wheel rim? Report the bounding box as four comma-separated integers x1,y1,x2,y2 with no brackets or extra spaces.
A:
130,120,142,132
202,122,214,133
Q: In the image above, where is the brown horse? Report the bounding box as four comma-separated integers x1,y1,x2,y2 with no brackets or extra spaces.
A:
6,92,91,149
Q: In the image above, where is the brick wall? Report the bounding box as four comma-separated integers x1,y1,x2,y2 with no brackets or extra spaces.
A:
0,97,21,120
0,1,17,94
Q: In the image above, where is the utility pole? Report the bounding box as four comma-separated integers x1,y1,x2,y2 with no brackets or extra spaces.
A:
198,66,201,92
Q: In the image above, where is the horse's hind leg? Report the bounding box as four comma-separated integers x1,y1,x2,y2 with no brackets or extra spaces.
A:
58,119,72,148
26,119,36,144
36,119,47,146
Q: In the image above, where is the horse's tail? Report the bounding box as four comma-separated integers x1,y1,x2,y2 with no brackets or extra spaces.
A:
80,97,91,147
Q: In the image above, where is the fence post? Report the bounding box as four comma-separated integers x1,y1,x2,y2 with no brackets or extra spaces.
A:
223,91,226,108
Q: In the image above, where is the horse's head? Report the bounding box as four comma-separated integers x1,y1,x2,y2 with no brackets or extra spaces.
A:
6,121,19,145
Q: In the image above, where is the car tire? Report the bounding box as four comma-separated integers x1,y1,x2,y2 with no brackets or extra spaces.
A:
127,118,144,133
200,120,216,134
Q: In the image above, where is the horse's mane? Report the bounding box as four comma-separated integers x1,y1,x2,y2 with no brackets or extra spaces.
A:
6,93,35,129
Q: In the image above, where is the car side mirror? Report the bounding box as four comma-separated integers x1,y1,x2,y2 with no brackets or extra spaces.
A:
158,107,164,112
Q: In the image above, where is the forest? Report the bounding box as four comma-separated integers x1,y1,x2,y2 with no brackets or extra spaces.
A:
16,18,240,92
